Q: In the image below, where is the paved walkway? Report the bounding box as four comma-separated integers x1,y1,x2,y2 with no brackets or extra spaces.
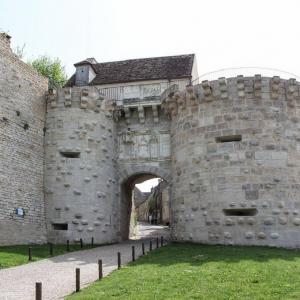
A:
0,224,170,300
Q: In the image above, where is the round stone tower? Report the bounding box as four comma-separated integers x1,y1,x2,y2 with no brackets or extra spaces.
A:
44,86,119,244
163,76,300,248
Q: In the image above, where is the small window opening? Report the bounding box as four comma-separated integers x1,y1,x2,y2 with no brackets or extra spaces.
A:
215,135,242,143
60,152,80,158
223,208,257,216
52,223,68,230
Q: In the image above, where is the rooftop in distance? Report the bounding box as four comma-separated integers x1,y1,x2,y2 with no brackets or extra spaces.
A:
66,54,196,87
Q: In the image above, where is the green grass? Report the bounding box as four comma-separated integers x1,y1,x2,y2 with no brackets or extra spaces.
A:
66,243,300,300
0,243,97,269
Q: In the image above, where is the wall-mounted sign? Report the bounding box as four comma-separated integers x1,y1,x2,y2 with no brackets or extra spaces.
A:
15,208,25,217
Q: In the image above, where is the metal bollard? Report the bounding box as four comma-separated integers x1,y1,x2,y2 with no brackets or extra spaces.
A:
98,259,103,280
156,237,159,249
132,245,135,261
28,246,32,261
142,242,145,255
67,240,70,252
117,252,121,269
80,238,83,249
92,237,94,247
150,240,152,251
36,282,42,300
76,268,80,292
49,243,53,256
161,236,164,246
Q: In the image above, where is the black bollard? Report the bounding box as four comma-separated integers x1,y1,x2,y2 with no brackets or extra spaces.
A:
150,240,152,251
117,252,121,269
28,246,32,261
76,268,80,292
67,240,70,252
161,236,164,246
80,238,83,249
36,282,42,300
132,245,135,262
142,242,145,255
156,237,159,249
91,237,94,247
98,259,103,280
49,243,53,256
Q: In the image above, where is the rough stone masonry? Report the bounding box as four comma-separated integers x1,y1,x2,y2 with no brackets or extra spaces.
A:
0,33,48,244
1,32,300,248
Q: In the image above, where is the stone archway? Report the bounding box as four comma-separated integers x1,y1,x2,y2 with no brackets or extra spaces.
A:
119,165,171,185
119,165,171,240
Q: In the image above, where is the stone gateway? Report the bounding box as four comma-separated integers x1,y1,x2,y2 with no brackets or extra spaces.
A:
1,33,300,248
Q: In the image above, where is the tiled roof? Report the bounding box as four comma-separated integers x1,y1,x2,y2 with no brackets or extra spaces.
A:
66,54,195,86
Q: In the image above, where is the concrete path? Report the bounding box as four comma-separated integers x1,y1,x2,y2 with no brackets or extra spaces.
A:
0,224,170,300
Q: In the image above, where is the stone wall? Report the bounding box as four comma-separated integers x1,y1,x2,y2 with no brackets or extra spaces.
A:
2,32,300,250
164,76,300,248
0,33,48,245
44,86,119,244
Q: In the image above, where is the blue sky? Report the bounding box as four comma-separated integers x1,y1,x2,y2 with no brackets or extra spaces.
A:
2,0,300,78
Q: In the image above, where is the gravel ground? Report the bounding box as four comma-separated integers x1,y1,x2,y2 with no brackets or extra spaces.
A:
0,224,170,300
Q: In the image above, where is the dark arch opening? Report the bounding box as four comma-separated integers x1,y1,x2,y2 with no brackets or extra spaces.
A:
120,172,170,241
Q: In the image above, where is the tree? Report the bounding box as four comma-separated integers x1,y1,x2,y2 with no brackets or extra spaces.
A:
29,55,67,88
13,43,26,60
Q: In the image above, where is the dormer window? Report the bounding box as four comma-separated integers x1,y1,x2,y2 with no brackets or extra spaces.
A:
74,58,97,86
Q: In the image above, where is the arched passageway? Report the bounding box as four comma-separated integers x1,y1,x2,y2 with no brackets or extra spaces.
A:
120,172,170,241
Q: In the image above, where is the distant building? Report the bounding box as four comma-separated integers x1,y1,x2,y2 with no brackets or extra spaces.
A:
66,54,198,106
133,187,150,223
133,181,170,226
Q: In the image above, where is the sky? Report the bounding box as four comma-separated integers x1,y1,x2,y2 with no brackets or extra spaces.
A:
136,178,159,193
2,0,300,191
2,0,300,79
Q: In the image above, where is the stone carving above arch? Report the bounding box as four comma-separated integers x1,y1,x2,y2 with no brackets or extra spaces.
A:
118,130,171,160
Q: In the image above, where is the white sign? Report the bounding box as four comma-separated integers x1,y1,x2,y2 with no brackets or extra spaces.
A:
16,208,24,216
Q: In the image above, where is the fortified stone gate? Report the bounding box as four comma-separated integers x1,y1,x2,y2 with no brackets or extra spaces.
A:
1,33,300,247
44,75,300,248
44,54,194,244
44,87,172,243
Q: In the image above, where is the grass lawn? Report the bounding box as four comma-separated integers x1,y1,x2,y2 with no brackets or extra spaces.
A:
0,243,96,269
67,243,300,300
